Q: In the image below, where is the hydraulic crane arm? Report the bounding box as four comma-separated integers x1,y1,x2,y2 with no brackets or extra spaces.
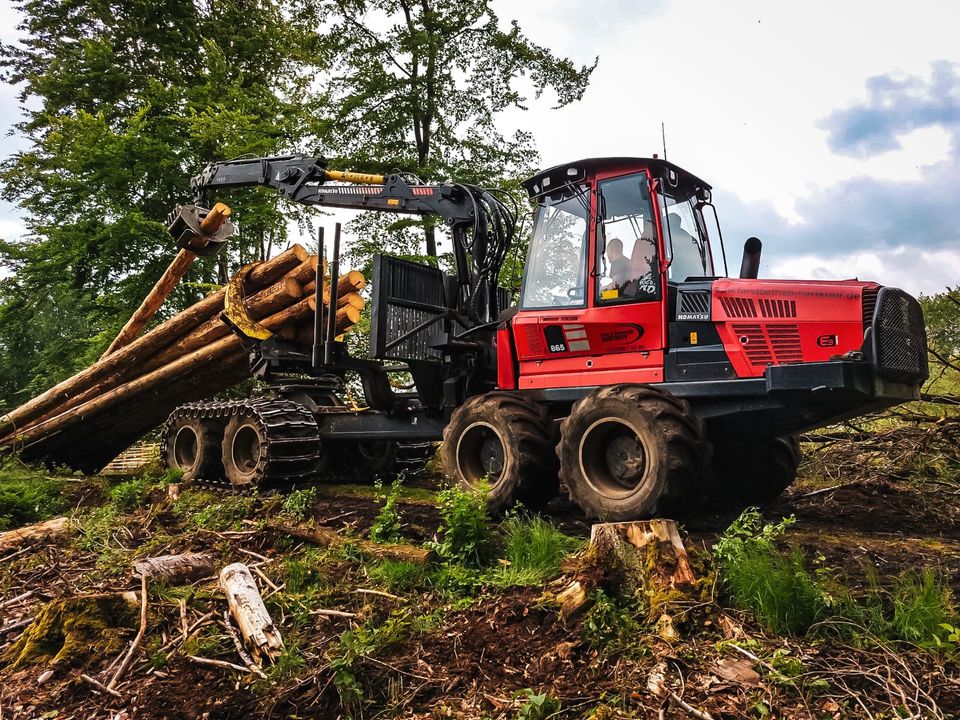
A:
191,155,517,322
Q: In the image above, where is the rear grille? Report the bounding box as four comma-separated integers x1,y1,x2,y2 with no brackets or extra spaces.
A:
678,290,710,319
758,298,797,318
720,296,758,318
870,288,928,381
733,323,801,367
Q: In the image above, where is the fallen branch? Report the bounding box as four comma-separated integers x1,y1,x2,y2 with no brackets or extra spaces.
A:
0,517,74,553
354,588,400,601
222,609,267,679
220,563,284,663
108,574,149,690
79,672,123,699
133,553,215,584
187,655,254,675
309,608,357,619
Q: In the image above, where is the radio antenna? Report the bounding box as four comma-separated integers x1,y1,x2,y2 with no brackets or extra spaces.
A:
661,122,668,160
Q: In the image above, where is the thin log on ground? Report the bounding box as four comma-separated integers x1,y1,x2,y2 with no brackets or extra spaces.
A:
219,563,284,664
268,522,433,565
79,673,122,698
188,655,256,675
0,517,74,554
133,553,216,584
0,244,306,441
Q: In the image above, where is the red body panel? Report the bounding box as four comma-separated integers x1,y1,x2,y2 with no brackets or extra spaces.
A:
713,278,878,378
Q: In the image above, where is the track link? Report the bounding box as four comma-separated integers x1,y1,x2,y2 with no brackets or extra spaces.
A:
162,398,321,490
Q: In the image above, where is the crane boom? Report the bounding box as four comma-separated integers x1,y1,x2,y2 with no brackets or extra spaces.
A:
191,155,518,322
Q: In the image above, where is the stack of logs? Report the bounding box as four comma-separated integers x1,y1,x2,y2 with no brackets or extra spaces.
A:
0,244,366,473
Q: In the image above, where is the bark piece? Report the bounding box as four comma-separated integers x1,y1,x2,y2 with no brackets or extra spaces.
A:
268,523,433,565
219,563,283,664
0,518,74,554
133,553,215,584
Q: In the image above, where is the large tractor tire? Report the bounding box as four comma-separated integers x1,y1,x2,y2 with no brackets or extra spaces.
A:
220,399,322,490
557,384,708,520
442,393,558,513
162,408,225,483
708,436,801,506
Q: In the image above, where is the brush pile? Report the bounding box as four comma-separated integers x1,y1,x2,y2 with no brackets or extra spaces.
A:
0,244,365,473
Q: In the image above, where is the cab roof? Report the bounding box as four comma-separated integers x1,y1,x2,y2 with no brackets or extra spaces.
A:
522,157,711,199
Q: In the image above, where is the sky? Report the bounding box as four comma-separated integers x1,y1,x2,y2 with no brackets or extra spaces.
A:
0,0,958,296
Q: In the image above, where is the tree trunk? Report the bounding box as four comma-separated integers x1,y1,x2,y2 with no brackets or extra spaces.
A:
219,563,283,664
0,244,307,441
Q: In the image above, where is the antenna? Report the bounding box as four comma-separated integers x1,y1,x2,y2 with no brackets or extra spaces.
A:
661,122,668,161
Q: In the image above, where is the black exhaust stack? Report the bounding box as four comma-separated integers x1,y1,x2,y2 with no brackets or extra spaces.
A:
739,237,762,279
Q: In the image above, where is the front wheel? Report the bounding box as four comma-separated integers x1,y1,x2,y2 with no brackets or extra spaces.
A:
557,385,708,520
442,393,558,513
162,412,224,483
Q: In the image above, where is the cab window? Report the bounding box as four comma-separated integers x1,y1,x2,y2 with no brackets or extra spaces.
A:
520,188,590,309
596,173,660,304
660,183,714,282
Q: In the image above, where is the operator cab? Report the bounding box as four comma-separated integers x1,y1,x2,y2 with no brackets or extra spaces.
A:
506,158,719,391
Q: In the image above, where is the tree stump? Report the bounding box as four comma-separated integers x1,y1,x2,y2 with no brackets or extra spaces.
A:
557,519,696,629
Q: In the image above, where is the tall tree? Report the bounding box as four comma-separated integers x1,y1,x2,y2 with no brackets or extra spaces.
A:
309,0,596,260
0,0,316,404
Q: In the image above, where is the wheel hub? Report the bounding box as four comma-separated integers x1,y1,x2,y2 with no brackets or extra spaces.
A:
456,422,506,485
579,418,649,498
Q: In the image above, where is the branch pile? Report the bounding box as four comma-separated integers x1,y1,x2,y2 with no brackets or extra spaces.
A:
0,245,364,472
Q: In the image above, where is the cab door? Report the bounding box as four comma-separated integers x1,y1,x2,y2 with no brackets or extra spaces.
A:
511,172,666,390
577,170,665,385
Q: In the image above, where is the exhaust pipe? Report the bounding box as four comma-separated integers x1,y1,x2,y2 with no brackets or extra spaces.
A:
739,237,762,279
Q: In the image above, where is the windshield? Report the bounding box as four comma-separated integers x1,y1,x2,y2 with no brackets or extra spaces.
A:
660,182,714,282
520,188,589,309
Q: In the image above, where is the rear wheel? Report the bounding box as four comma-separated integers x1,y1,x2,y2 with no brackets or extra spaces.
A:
558,385,708,520
442,393,557,513
708,436,801,505
162,412,224,483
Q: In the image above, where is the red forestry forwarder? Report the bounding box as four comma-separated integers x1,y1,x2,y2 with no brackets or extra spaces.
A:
162,155,928,520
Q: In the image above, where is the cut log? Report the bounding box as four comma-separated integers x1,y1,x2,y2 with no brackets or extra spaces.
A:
336,292,365,311
268,522,433,565
307,297,361,329
0,517,74,554
101,248,200,358
133,553,215,584
337,270,366,296
287,256,320,285
14,298,313,451
219,563,283,663
555,520,696,624
0,245,307,441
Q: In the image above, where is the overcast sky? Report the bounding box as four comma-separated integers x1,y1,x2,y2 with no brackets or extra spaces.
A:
1,0,958,296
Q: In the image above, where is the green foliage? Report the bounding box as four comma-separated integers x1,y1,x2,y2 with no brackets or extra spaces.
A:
890,569,956,645
582,589,646,656
311,0,595,262
369,479,403,544
714,509,828,635
514,688,561,720
367,559,423,593
108,475,153,512
172,489,255,531
429,484,492,567
0,461,68,531
281,487,316,522
716,510,959,647
328,612,413,707
491,514,583,587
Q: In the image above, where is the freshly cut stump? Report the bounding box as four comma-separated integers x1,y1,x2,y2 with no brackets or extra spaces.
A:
558,519,696,627
442,393,557,513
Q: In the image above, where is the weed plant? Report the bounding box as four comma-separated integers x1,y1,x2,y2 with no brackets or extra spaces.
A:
491,513,583,587
369,479,403,543
429,483,492,566
281,486,316,521
0,461,69,530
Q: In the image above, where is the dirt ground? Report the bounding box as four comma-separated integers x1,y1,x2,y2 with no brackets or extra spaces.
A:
1,455,959,719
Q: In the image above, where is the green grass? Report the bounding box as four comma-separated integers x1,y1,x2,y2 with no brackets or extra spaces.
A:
429,483,492,567
281,486,317,521
0,461,70,531
715,509,958,647
491,514,583,587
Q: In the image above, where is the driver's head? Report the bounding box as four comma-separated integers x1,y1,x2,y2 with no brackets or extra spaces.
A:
607,237,624,259
667,213,683,231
